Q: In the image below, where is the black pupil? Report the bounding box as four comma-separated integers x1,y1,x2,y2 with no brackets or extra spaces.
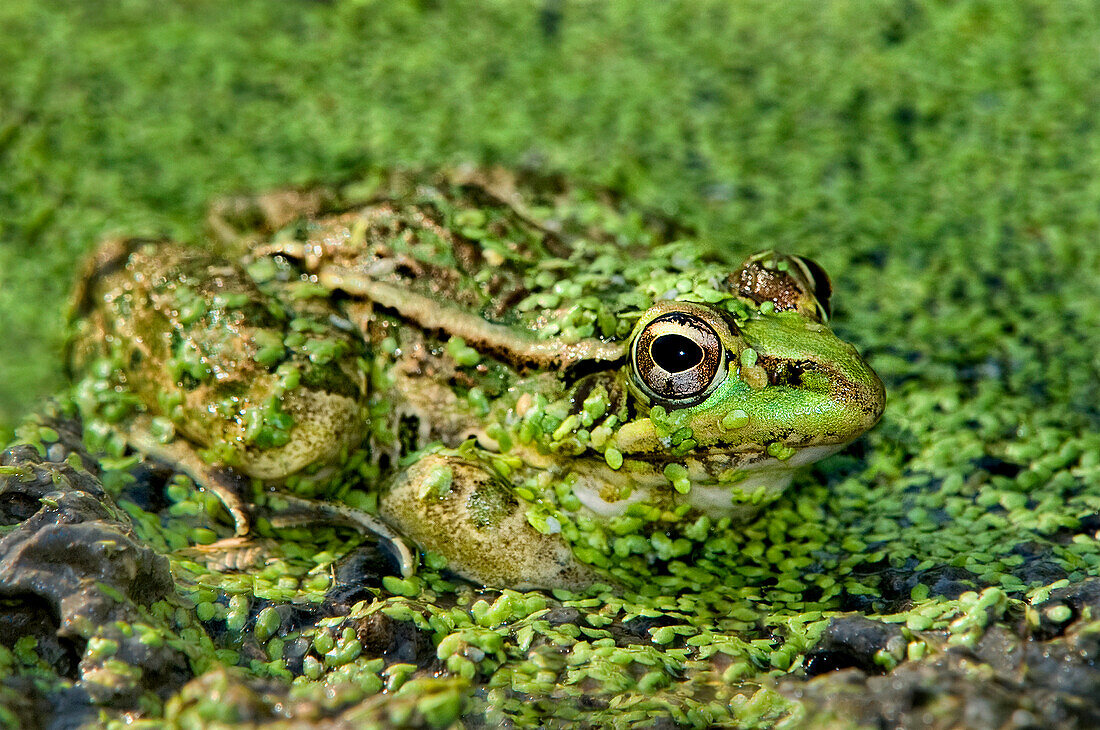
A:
651,334,703,373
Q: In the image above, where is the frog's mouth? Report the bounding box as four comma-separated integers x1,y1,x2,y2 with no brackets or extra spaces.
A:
570,331,886,520
569,443,845,520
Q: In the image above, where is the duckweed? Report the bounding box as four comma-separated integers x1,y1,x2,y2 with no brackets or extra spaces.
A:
5,1,1100,725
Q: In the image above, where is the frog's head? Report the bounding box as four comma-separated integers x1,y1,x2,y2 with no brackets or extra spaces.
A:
589,252,885,518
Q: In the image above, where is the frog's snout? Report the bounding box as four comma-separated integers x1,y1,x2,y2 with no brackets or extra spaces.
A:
812,349,886,441
841,360,887,436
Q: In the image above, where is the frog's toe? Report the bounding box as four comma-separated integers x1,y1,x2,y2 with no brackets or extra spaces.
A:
380,454,600,591
176,536,279,572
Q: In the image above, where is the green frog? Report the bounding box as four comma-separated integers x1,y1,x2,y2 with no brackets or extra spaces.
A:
68,168,885,590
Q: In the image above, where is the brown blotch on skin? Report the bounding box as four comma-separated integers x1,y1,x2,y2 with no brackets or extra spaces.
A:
757,355,807,388
485,283,531,321
732,253,831,321
734,262,805,314
754,353,884,433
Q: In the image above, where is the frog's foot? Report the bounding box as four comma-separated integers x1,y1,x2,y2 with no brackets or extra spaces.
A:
176,536,280,572
263,493,416,579
380,452,602,591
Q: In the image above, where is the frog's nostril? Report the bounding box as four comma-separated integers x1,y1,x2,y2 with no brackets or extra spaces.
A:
759,357,805,388
651,334,703,373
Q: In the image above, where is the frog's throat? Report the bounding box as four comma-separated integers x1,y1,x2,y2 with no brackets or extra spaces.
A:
318,267,626,370
568,443,844,521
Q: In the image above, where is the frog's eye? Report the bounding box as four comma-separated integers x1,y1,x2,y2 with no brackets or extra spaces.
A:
791,255,832,320
632,313,726,407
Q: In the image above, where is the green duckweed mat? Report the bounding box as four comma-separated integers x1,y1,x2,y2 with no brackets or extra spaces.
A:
2,1,1100,728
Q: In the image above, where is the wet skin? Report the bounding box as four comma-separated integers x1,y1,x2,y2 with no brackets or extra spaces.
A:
68,169,885,589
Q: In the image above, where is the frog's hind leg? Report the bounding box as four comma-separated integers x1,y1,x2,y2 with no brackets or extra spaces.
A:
125,418,416,578
380,450,602,591
265,494,416,578
125,418,253,536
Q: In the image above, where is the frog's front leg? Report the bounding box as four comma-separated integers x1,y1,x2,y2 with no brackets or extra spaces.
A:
380,451,601,591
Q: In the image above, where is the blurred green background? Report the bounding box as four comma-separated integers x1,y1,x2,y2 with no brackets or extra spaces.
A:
2,0,1099,446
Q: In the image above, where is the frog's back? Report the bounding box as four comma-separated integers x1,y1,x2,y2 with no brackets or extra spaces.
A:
279,168,724,350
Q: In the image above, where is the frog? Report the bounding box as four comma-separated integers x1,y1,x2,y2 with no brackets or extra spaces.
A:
67,167,885,591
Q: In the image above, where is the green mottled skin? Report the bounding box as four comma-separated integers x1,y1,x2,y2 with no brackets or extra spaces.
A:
70,238,368,483
69,169,885,589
